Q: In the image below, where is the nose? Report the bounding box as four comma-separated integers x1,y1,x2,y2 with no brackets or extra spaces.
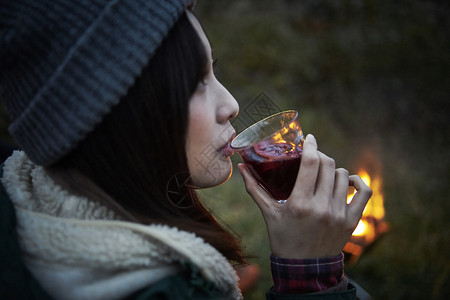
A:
217,82,239,123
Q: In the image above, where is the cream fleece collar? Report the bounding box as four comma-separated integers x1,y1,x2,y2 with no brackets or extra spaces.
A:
2,151,242,300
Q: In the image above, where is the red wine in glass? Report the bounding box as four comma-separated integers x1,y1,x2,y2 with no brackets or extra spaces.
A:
231,110,304,202
241,142,302,200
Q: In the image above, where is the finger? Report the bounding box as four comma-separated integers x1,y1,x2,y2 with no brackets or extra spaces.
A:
314,151,336,202
332,168,349,215
348,175,373,219
237,163,275,212
291,134,319,199
333,168,350,204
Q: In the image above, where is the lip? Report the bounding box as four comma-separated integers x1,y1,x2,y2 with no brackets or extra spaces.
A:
219,132,236,158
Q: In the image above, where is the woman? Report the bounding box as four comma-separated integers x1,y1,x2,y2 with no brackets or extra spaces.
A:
0,0,372,299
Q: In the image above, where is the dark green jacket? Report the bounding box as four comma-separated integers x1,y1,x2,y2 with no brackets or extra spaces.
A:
0,165,356,300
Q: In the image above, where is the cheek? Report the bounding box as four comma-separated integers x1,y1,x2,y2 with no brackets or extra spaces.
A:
189,112,209,138
187,99,215,147
186,100,229,187
186,101,211,165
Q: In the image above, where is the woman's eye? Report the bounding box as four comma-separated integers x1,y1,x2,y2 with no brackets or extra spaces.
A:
198,58,218,87
198,73,209,87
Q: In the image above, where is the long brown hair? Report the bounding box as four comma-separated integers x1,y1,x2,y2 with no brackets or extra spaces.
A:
50,13,244,264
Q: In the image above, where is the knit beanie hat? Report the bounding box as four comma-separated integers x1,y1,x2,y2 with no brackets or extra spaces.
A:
0,0,192,166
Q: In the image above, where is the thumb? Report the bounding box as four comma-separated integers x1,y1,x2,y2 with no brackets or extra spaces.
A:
237,163,275,212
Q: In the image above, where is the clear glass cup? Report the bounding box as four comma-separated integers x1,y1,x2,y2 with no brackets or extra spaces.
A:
231,110,304,202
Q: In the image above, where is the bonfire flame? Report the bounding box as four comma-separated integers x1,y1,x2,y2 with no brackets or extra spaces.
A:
344,169,388,263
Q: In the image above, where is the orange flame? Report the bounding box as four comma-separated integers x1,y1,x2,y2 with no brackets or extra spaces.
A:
344,168,388,263
347,169,385,238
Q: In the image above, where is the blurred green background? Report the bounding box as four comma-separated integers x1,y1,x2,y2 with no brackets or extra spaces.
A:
194,0,450,299
0,0,448,299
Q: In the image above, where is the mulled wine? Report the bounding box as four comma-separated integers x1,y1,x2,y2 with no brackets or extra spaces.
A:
231,110,304,201
241,142,302,200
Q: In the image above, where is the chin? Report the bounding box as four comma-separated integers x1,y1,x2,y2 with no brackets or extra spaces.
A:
190,160,233,189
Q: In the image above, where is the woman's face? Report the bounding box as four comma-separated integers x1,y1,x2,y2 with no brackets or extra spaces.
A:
185,11,239,188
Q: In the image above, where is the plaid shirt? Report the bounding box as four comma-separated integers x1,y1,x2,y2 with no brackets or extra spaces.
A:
270,252,344,294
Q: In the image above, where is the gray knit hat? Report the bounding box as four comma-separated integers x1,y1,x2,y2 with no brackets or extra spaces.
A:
0,0,192,166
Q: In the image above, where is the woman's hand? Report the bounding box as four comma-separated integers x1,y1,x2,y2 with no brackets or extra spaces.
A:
238,134,372,259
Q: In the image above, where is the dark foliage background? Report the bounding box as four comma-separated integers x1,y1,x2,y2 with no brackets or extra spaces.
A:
194,1,450,299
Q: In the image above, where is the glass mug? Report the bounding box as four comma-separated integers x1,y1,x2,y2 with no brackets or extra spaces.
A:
231,110,304,202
